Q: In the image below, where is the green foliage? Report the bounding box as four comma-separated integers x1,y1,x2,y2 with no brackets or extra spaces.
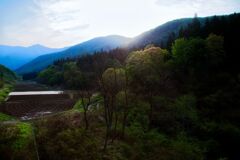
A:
73,93,104,112
19,16,240,159
124,126,204,160
38,62,92,89
170,132,204,160
73,99,85,112
0,123,33,150
102,67,126,93
172,37,207,76
172,94,198,123
127,100,150,132
49,129,101,160
147,95,198,134
13,123,32,150
0,80,3,88
0,13,240,160
0,64,17,82
0,112,15,122
0,84,12,104
38,66,63,86
129,130,171,160
63,62,87,89
0,83,15,122
35,113,102,160
126,46,172,99
206,34,225,67
0,122,35,160
172,34,225,74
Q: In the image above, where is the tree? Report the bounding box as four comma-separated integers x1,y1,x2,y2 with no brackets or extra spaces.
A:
38,66,63,86
166,32,176,50
187,14,201,37
0,72,3,88
101,67,126,150
126,46,171,127
63,62,87,89
172,34,225,79
206,34,225,68
172,37,207,76
77,91,92,130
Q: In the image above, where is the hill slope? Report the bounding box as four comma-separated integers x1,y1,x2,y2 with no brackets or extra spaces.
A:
16,18,201,75
15,15,225,75
129,17,207,48
0,44,66,70
0,64,17,82
16,35,131,74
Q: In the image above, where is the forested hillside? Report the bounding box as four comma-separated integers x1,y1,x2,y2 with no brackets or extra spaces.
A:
27,13,240,160
0,65,16,119
0,64,17,84
19,13,240,79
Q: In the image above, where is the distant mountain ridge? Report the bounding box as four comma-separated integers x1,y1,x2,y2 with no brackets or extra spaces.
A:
128,17,208,48
15,13,236,75
16,35,131,74
0,44,66,70
16,19,199,75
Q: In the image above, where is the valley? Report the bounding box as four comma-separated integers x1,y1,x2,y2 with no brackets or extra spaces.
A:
0,12,240,160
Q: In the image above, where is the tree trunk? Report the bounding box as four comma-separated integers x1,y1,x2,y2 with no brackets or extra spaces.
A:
122,111,127,138
122,68,129,137
81,97,89,130
112,112,118,142
148,93,153,130
103,95,110,151
103,124,109,151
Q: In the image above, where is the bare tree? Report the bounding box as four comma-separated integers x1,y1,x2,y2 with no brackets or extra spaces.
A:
79,91,92,130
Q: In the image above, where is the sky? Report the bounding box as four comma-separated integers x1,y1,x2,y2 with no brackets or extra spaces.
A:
0,0,240,48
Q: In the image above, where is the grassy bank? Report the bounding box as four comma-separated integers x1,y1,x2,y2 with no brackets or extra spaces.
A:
0,122,37,160
0,84,12,103
0,112,15,122
0,84,15,122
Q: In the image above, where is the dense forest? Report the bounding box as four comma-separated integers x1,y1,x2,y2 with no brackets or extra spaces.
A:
1,13,240,160
29,13,240,160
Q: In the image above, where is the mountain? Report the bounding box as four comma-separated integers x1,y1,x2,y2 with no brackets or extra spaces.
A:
0,64,17,82
0,44,66,70
16,35,131,74
16,15,218,75
16,19,199,75
128,17,207,48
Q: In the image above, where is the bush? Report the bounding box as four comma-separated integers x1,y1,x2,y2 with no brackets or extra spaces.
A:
0,122,36,160
0,80,4,88
0,84,12,104
171,95,198,130
38,128,101,160
0,112,15,122
170,132,205,160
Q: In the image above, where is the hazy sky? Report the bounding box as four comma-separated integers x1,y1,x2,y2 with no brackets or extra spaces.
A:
1,0,240,48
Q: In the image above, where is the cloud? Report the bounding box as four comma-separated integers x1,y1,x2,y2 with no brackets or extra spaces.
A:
33,0,88,32
1,0,240,48
156,0,205,7
155,0,240,15
63,24,90,32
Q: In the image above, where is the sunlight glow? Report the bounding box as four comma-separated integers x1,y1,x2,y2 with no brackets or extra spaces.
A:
0,0,239,47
